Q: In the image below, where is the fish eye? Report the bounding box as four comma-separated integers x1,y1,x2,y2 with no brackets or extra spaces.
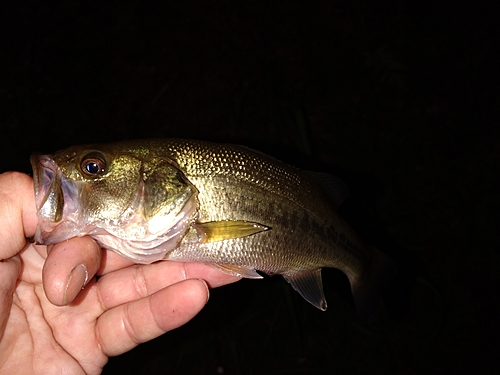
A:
81,153,107,177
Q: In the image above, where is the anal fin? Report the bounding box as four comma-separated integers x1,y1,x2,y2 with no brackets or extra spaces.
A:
283,269,327,311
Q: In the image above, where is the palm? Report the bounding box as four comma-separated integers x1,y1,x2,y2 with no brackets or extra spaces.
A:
0,240,239,375
2,242,106,374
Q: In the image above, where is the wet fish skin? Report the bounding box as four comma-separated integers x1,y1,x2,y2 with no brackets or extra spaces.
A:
31,138,397,320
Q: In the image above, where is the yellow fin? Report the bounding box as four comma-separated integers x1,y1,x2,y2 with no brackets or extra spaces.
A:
194,220,270,243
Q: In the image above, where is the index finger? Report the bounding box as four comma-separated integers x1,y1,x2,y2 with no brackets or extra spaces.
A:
96,261,241,310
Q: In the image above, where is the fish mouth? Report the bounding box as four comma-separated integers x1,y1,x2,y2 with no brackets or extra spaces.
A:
30,153,79,244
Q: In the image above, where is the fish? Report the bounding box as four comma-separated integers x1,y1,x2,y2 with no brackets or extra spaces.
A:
30,138,396,320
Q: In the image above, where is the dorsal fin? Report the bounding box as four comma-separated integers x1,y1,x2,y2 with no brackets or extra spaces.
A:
306,172,350,208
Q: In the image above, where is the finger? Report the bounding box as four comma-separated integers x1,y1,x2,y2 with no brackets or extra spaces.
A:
0,172,37,260
97,261,240,310
97,278,209,357
43,236,102,306
0,256,21,338
96,248,135,276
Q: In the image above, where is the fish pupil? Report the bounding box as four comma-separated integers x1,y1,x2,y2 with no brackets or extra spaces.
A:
85,162,100,174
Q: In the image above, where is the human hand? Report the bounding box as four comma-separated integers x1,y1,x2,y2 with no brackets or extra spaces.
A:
0,172,240,375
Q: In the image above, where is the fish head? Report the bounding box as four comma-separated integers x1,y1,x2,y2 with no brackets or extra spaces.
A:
30,144,199,263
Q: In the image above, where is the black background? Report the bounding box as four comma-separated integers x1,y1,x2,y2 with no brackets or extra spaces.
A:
1,1,498,374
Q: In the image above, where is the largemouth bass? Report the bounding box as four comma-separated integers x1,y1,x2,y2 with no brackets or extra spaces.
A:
30,139,396,320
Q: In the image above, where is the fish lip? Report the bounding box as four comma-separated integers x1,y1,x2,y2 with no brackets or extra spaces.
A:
30,153,58,214
30,153,69,244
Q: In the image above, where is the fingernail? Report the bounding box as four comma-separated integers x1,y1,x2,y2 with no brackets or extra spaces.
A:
199,279,210,305
63,264,88,305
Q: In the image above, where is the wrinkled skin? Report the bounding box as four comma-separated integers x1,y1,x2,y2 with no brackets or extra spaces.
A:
0,172,240,375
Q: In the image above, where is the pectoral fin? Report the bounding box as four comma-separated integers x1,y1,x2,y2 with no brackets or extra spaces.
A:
212,264,263,279
283,269,327,311
194,220,270,243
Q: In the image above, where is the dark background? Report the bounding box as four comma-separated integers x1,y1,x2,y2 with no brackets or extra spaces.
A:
1,1,498,374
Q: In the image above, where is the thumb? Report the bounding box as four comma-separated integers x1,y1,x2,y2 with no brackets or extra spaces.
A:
43,237,101,306
0,172,37,261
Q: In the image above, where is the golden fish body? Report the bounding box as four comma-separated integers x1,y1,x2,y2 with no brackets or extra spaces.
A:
31,139,396,320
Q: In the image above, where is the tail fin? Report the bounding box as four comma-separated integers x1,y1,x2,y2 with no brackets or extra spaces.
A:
350,247,397,321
